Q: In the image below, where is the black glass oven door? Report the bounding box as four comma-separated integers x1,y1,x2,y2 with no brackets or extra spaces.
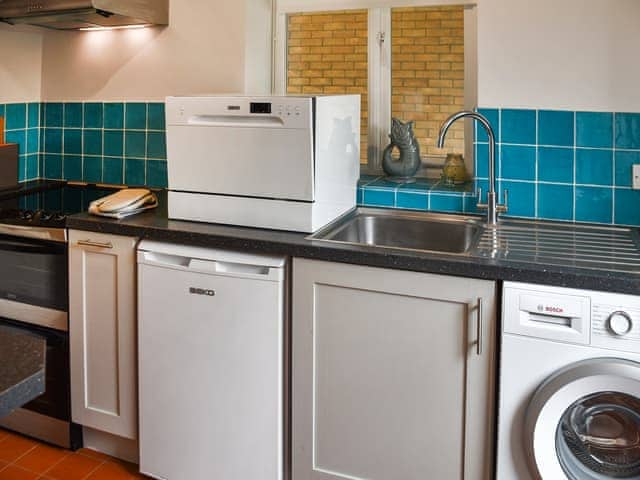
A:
0,233,68,318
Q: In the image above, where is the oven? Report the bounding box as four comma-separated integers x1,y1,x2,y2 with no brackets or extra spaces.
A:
0,226,82,449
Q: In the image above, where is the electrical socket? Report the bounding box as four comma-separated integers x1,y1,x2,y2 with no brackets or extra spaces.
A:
634,165,640,190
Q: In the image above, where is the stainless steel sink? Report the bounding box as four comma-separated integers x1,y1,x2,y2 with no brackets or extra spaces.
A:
310,208,484,255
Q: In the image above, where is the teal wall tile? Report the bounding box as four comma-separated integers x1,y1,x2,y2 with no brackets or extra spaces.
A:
84,103,103,129
614,189,640,225
538,184,573,220
575,186,613,223
83,156,102,183
6,103,27,130
363,189,394,207
64,103,83,128
615,113,640,149
125,103,147,130
430,194,464,213
397,191,427,210
538,147,573,183
576,112,613,148
103,157,124,185
500,145,536,181
148,103,166,130
44,128,62,154
575,149,613,186
147,131,166,159
501,109,536,145
27,103,40,129
104,103,124,129
26,128,39,154
538,110,574,147
125,131,146,157
64,155,82,181
83,130,103,156
104,130,124,157
146,161,168,188
125,158,146,185
64,129,82,155
45,103,63,127
44,154,62,179
26,154,39,179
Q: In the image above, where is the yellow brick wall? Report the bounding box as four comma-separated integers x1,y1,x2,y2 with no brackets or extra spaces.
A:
287,10,369,163
391,6,465,157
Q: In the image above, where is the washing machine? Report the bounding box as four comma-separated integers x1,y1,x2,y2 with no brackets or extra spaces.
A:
497,282,640,480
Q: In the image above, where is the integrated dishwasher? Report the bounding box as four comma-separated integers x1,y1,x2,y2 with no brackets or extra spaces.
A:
137,241,287,480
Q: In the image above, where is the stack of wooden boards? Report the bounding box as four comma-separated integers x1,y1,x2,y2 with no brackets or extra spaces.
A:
0,116,19,189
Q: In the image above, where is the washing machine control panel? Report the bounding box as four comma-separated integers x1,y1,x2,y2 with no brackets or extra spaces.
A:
592,303,640,352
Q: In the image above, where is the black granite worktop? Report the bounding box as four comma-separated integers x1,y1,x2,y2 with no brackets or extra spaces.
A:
65,191,640,295
0,326,46,418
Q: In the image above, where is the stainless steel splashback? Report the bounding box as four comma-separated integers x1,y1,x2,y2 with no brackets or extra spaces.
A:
0,0,168,30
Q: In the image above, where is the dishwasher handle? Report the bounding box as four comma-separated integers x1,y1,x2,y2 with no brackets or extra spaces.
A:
137,250,284,281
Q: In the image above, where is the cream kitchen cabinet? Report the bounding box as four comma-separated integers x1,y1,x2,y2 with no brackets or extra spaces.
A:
292,258,497,480
68,230,138,440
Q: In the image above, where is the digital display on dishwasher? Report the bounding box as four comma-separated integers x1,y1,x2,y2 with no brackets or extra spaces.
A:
250,102,272,114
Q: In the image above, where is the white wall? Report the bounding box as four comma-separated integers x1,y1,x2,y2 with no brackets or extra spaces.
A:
477,0,640,112
40,0,246,101
0,25,43,103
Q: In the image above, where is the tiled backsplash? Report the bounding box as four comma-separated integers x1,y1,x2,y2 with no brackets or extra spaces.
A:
3,101,640,226
0,103,40,182
360,108,640,226
1,102,168,187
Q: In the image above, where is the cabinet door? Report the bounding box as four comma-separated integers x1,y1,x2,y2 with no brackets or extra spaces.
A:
69,230,138,440
292,259,496,480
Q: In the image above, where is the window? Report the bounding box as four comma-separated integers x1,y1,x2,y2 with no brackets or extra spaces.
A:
275,1,476,175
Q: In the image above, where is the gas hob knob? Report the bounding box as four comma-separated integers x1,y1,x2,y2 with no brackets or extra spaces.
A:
21,210,34,220
607,311,633,336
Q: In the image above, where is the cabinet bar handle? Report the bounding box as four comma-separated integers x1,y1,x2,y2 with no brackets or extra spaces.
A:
476,297,483,356
77,240,113,249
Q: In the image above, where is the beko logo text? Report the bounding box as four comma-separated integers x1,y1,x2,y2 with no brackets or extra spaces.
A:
189,288,216,297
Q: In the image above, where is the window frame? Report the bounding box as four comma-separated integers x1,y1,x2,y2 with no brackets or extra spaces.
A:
274,0,478,175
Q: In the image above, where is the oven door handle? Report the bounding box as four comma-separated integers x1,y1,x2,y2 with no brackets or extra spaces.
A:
0,237,64,255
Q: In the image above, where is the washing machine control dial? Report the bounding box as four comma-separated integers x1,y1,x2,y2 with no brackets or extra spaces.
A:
607,311,633,336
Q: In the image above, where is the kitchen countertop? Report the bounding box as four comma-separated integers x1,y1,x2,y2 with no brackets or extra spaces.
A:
66,191,640,295
0,325,46,418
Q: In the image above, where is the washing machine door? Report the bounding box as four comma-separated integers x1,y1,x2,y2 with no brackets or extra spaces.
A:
524,358,640,480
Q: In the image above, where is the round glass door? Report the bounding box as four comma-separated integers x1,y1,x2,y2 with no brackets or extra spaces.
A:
556,392,640,479
524,359,640,480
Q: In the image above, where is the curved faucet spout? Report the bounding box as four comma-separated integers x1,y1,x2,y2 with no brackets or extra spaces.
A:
437,110,505,225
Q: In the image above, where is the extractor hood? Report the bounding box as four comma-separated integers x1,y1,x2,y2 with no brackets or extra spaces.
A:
0,0,168,30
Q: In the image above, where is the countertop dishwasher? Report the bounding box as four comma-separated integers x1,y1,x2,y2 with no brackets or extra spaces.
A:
137,241,287,480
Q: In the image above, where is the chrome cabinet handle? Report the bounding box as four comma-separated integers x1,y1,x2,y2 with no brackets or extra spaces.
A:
476,297,483,356
77,240,113,249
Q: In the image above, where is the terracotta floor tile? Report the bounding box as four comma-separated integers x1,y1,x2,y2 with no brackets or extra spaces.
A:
13,445,68,475
76,449,113,462
84,461,138,480
0,465,39,480
0,434,37,463
44,454,102,480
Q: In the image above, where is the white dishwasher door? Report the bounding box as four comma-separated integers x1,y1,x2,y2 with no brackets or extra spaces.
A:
137,241,286,480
